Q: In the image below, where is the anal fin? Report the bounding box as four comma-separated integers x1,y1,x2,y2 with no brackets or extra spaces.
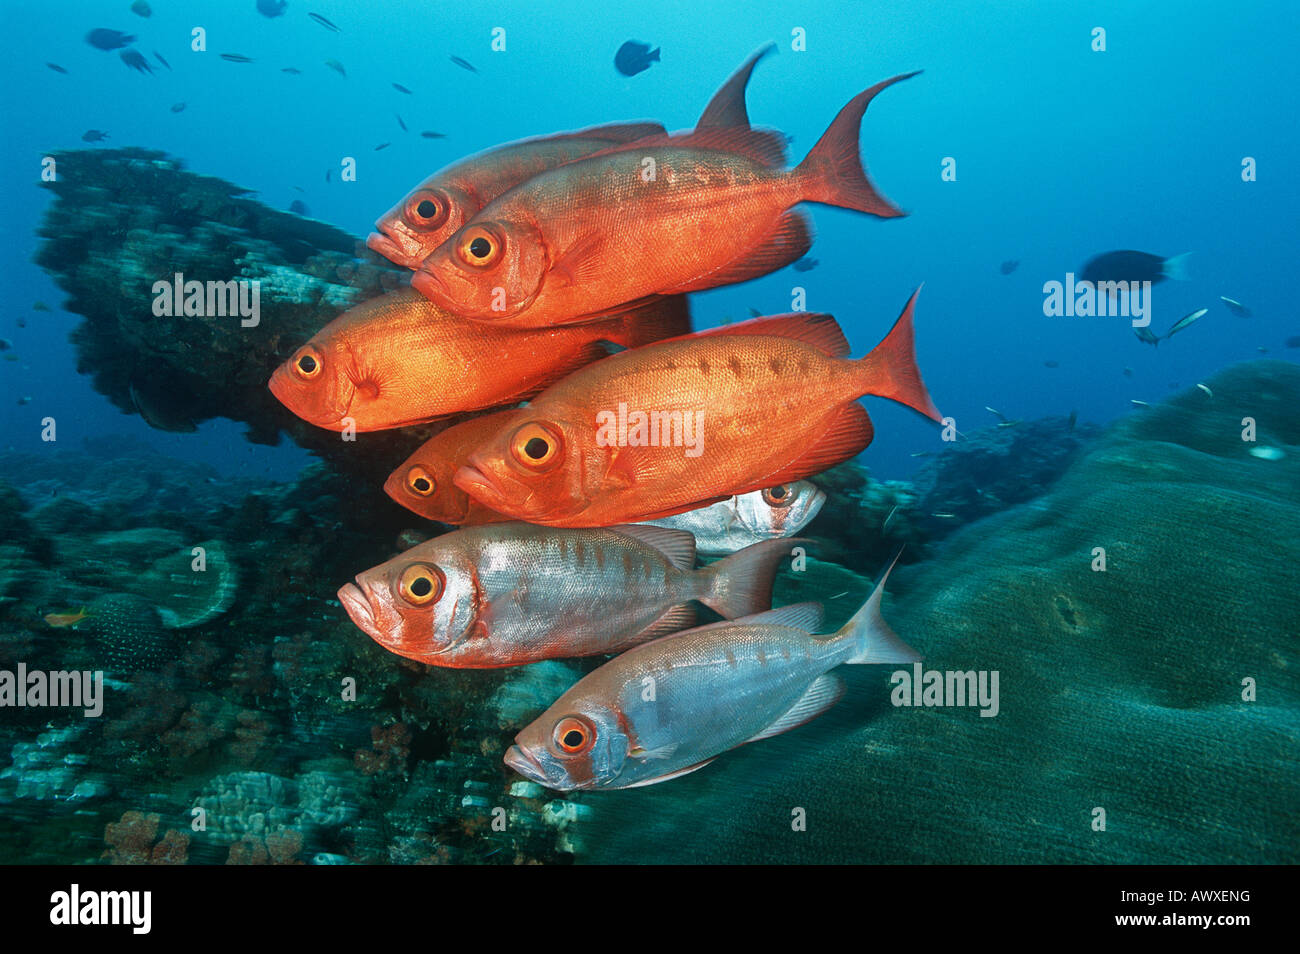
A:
616,757,719,789
746,674,845,743
659,210,812,294
743,402,874,492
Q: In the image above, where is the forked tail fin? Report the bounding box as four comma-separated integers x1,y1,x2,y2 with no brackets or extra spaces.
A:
854,286,943,422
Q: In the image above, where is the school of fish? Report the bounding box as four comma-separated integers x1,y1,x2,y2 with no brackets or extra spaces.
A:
270,47,941,790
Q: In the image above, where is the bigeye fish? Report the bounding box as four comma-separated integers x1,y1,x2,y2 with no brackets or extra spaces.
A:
455,295,941,528
268,290,690,432
639,482,825,554
384,410,522,525
368,46,774,270
504,556,919,790
338,523,796,668
412,73,915,328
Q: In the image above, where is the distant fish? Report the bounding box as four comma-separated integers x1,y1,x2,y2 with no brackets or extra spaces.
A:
86,29,136,51
46,62,68,74
392,82,412,94
419,131,447,140
257,0,288,17
282,66,302,74
792,257,818,273
374,142,390,151
170,102,186,113
1122,366,1133,377
1164,307,1208,340
1196,383,1213,398
1044,359,1059,368
325,58,346,77
1219,295,1251,317
33,301,50,312
1134,327,1161,347
289,199,310,215
119,48,153,73
81,129,109,142
1129,399,1150,408
292,185,304,192
615,40,660,76
153,50,171,71
1081,249,1192,289
17,395,32,405
0,338,11,351
309,12,341,32
1286,335,1300,349
130,0,151,16
15,317,25,329
396,114,406,131
221,53,255,63
325,169,332,182
449,55,477,73
45,608,92,628
1000,259,1019,275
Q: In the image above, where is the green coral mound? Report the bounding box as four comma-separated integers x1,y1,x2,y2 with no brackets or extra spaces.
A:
578,360,1300,864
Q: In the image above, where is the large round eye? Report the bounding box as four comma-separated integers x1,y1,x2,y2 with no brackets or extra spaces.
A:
762,484,794,508
293,346,322,380
456,225,501,267
405,466,436,497
553,716,595,754
510,422,562,469
398,563,445,606
405,190,448,230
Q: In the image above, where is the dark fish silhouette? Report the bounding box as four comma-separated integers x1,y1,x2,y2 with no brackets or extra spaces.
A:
221,53,254,63
131,1,151,17
449,55,477,73
615,40,660,76
396,114,407,131
1000,259,1019,275
81,129,109,142
1219,295,1251,317
792,257,818,273
392,82,412,94
1081,249,1191,288
290,200,311,216
86,29,136,51
325,169,332,182
419,130,446,139
153,50,171,71
1285,336,1300,349
325,59,346,77
1134,327,1161,347
309,12,340,32
1044,360,1059,368
374,142,391,151
170,102,186,113
16,317,26,329
257,0,288,17
46,62,68,74
120,49,153,74
281,67,302,74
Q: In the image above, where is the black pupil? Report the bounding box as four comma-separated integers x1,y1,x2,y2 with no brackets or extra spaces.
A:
563,729,584,748
469,237,491,258
524,437,549,459
413,477,431,492
298,355,317,373
416,199,437,219
771,485,787,499
410,576,432,597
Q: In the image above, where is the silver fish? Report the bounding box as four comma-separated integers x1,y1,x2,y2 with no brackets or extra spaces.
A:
338,522,794,669
1164,307,1208,339
638,482,825,554
505,556,919,790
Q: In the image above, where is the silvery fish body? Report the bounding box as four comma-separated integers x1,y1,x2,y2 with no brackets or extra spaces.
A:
639,481,825,554
338,522,791,668
505,559,920,790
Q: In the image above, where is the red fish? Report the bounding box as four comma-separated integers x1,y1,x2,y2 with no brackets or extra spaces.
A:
412,73,917,328
268,290,690,432
454,290,941,527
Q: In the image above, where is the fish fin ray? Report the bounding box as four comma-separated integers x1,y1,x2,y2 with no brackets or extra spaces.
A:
631,604,698,642
657,210,812,294
695,43,776,131
687,310,849,356
854,286,943,421
746,674,845,742
549,232,606,287
616,758,718,788
610,524,697,570
696,537,798,619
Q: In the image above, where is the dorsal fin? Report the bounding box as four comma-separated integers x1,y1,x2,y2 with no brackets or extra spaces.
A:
612,524,697,570
689,311,850,357
669,601,825,639
695,43,776,130
542,122,667,146
586,125,789,167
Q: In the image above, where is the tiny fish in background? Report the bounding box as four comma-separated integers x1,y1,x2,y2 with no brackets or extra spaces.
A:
792,257,819,272
374,142,390,151
17,395,32,405
1163,307,1208,340
309,12,341,32
392,82,412,94
257,0,288,17
46,62,69,74
15,317,26,328
81,129,110,142
419,130,445,139
120,49,153,73
170,102,186,113
45,608,92,628
1081,249,1191,289
289,200,310,215
86,29,136,51
33,301,51,311
1122,366,1133,377
325,59,346,77
615,40,660,76
1043,359,1059,368
396,114,407,131
449,55,477,73
281,66,302,74
1286,336,1300,349
0,338,12,351
221,53,255,63
1219,296,1251,317
130,1,151,17
153,50,171,71
1134,327,1161,347
1000,259,1019,274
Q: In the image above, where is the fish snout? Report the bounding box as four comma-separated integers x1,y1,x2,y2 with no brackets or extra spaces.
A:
366,230,415,268
410,267,451,304
337,580,387,644
503,744,551,786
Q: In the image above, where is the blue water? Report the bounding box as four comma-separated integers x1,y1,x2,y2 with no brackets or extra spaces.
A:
1,0,1295,479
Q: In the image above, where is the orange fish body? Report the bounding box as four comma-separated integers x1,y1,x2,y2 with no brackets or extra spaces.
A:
412,74,917,327
44,608,90,628
455,291,941,527
268,289,691,432
385,410,520,525
369,46,775,269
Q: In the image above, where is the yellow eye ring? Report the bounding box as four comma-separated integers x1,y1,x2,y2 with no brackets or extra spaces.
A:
398,564,445,606
553,716,593,754
405,466,436,497
293,347,322,380
762,484,794,508
509,422,562,469
456,225,501,268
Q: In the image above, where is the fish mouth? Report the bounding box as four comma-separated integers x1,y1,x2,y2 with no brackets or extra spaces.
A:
504,745,549,785
337,582,384,643
366,231,412,267
453,464,504,507
410,268,451,303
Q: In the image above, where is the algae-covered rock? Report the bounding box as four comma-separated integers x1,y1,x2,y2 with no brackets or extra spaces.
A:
577,361,1300,864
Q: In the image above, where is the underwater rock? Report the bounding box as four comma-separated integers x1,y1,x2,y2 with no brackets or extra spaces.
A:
804,460,923,568
102,811,190,865
578,361,1300,864
192,771,298,845
0,725,109,804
